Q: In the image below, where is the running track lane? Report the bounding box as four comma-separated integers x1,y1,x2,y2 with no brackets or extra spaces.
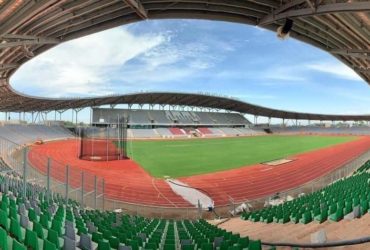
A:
27,137,370,207
180,136,370,205
27,139,190,207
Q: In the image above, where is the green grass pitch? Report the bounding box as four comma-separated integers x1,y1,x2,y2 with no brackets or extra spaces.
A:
124,135,357,178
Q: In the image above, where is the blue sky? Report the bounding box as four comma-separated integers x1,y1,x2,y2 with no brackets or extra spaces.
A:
9,19,370,122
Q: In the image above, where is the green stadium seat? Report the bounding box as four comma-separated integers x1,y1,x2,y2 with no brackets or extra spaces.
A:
98,239,111,250
145,242,157,250
227,246,241,250
92,232,104,243
33,222,46,239
109,236,120,249
28,208,37,222
43,239,57,250
314,210,328,223
10,218,23,242
300,211,312,224
0,209,10,230
25,229,40,250
237,237,249,248
329,208,343,222
0,164,279,250
103,229,112,239
51,219,62,236
12,240,26,250
47,229,62,249
0,227,11,250
128,240,139,250
40,214,50,229
164,244,176,250
200,243,213,250
182,244,195,250
249,240,262,250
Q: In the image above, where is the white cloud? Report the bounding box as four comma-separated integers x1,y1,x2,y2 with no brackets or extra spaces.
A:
213,64,307,84
11,27,167,97
214,58,364,87
306,61,362,81
11,25,231,97
263,65,306,82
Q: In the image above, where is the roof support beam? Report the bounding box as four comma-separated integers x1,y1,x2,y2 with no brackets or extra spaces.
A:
258,0,306,24
330,49,370,54
273,0,306,15
0,36,60,49
306,0,324,11
122,0,147,19
259,2,370,26
354,67,370,74
1,34,54,40
330,49,370,60
0,64,18,71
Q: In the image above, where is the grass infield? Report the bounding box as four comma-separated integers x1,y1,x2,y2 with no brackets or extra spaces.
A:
124,135,357,178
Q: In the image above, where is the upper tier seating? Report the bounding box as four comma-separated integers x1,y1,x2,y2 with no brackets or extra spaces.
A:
207,113,248,125
165,111,198,124
0,124,73,146
129,111,151,125
0,125,74,173
148,111,170,124
93,109,250,126
195,113,215,125
272,126,370,135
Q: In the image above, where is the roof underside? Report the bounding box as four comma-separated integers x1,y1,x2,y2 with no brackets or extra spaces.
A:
0,0,369,120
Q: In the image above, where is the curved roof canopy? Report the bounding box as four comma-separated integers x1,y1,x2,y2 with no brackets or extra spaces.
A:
1,90,369,121
0,0,369,120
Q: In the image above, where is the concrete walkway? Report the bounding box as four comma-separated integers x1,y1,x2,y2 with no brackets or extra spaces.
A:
166,179,213,209
212,214,370,249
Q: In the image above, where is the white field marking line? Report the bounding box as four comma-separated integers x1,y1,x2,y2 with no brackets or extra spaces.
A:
151,178,177,207
260,167,273,172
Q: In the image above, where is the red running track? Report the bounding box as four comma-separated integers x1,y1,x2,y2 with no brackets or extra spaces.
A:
180,136,370,205
28,137,370,207
79,139,122,161
27,140,190,207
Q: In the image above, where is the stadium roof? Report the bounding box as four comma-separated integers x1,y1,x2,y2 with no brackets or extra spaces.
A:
1,89,369,121
0,0,369,120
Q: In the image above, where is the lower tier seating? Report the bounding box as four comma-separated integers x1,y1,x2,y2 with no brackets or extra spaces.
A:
0,172,267,250
242,161,370,225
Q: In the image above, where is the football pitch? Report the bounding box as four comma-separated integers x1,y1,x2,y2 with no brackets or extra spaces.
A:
125,135,357,178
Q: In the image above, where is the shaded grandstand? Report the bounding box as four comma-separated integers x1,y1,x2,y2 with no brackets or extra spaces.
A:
0,1,369,249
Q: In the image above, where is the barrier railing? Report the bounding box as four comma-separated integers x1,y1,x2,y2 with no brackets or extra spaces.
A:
0,138,105,211
0,136,369,219
221,150,370,216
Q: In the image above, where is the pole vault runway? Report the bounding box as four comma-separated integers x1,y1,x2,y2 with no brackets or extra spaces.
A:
28,136,370,207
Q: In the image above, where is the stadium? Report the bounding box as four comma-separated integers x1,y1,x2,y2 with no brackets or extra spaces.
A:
0,1,369,250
